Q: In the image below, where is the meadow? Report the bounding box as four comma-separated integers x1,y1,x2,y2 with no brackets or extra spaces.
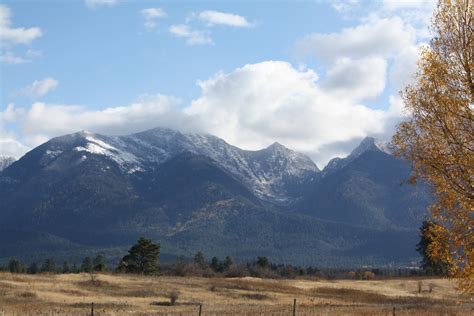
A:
0,272,472,315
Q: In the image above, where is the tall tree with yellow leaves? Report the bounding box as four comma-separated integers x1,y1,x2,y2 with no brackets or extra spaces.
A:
392,0,473,292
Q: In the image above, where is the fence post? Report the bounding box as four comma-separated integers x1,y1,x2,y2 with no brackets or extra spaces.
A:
199,304,202,316
293,298,296,316
392,306,396,316
91,302,94,316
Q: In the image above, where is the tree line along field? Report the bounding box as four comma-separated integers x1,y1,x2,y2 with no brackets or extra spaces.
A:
0,272,472,315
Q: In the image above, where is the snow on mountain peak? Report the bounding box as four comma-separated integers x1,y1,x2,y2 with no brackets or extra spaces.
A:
121,128,320,200
322,137,392,176
34,127,320,201
350,137,391,158
71,133,140,171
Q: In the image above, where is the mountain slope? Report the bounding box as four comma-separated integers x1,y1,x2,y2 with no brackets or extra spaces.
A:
121,128,320,201
295,137,431,229
0,130,431,266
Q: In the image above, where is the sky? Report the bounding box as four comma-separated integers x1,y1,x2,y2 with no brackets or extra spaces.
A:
0,0,437,167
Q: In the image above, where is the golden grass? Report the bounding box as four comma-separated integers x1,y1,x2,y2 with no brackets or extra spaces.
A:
0,272,472,315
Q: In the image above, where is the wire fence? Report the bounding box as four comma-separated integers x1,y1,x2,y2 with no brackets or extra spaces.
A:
81,300,474,316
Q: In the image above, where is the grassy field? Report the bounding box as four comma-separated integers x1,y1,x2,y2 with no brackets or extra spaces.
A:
0,272,472,315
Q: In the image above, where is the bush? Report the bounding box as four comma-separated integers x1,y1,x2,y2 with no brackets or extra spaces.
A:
167,290,180,306
362,271,375,280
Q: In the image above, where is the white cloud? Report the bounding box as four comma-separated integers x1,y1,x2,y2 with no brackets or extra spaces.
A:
296,17,416,62
187,61,399,166
1,62,405,165
0,4,42,47
0,107,28,158
198,10,253,28
330,0,360,14
169,24,213,45
294,11,426,123
0,49,42,65
390,45,421,91
0,137,28,158
382,0,436,11
5,94,193,143
323,57,387,102
140,8,166,30
85,0,119,9
0,52,30,64
21,78,59,98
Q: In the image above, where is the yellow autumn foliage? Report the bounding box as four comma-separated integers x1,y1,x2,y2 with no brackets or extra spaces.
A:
393,0,473,293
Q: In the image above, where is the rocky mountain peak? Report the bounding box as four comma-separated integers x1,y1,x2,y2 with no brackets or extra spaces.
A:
322,136,392,176
350,137,391,158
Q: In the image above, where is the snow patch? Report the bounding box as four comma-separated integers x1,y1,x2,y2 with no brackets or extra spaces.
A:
73,134,141,171
45,150,63,158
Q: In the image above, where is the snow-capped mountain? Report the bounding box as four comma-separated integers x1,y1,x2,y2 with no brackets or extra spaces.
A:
0,156,15,172
0,128,431,266
121,128,319,200
14,127,319,201
322,137,392,176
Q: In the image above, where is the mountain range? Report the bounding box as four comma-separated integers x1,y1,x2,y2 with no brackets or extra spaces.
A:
0,127,431,266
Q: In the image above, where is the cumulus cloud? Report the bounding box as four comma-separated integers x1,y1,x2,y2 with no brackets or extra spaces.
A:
390,45,421,91
140,8,166,30
322,57,387,102
296,17,415,62
1,3,434,165
187,61,398,166
0,4,42,47
198,10,253,27
4,94,196,144
0,136,28,158
1,61,406,166
0,106,28,158
21,78,59,98
85,0,120,9
169,24,213,45
295,12,425,133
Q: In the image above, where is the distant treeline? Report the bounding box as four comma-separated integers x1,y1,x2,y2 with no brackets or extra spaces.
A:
1,237,444,279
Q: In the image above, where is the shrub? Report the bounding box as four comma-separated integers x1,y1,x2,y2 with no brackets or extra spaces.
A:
167,290,180,306
362,271,375,280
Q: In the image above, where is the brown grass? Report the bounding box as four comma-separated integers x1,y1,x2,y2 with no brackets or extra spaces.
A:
0,272,471,315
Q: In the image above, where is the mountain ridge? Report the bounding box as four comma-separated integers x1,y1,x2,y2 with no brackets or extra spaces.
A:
0,128,430,266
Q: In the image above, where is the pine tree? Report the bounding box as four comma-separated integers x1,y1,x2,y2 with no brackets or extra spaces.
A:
256,256,269,269
120,237,160,274
93,254,107,272
210,256,222,272
27,262,38,274
223,256,233,271
417,220,450,276
62,261,71,274
194,251,206,269
8,259,24,273
41,258,56,273
81,256,93,273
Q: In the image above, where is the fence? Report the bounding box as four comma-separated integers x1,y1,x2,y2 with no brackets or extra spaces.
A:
84,300,473,316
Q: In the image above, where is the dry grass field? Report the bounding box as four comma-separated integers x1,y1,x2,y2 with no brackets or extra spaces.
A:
0,272,472,315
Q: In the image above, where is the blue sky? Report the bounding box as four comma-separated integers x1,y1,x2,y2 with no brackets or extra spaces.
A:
0,0,436,167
